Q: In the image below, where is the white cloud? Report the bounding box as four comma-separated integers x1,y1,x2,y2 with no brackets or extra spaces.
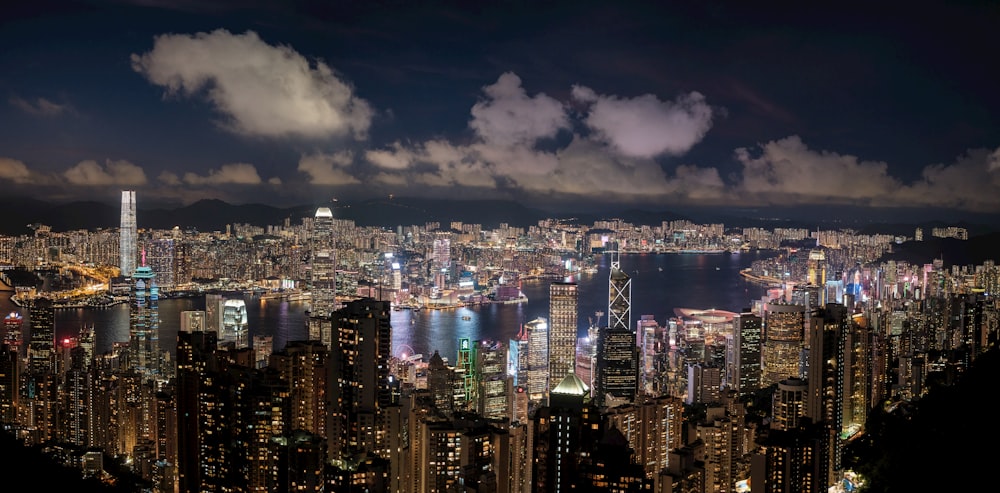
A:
572,86,714,158
365,142,415,170
0,157,34,183
298,151,360,185
733,136,900,202
182,163,265,185
157,171,182,186
469,72,570,147
131,29,372,139
9,96,72,117
896,146,1000,211
63,159,148,186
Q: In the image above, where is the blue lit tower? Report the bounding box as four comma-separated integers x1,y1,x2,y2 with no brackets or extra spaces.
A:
130,261,160,380
120,190,137,277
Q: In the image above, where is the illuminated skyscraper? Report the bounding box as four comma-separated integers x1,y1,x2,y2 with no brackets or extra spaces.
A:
221,299,248,349
733,309,763,398
548,281,578,397
762,303,806,387
608,246,631,332
310,206,336,318
525,317,549,403
120,190,137,277
130,264,160,380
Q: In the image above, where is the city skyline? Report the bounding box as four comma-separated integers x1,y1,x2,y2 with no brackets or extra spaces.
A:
1,1,999,223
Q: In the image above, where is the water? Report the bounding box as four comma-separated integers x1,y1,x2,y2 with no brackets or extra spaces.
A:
2,251,775,363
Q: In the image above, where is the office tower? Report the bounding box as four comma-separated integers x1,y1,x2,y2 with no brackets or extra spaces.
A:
130,265,160,380
636,314,660,396
548,281,578,396
771,377,807,431
806,248,828,307
762,303,806,387
204,293,224,334
597,324,638,407
457,337,477,409
221,298,248,348
28,297,55,376
428,350,456,416
524,317,549,404
310,206,336,318
475,339,508,420
432,234,451,273
530,373,601,492
179,310,207,333
686,363,722,405
120,190,137,277
806,303,847,487
733,309,763,398
145,237,175,289
327,298,392,461
608,246,631,333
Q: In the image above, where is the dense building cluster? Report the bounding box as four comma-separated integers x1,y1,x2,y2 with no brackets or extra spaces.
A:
0,192,994,492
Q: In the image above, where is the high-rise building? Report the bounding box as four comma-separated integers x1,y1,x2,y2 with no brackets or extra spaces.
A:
327,298,392,461
608,246,631,333
548,281,578,397
474,339,508,420
807,303,847,486
525,317,549,404
120,190,137,277
762,303,806,387
179,310,207,333
221,298,248,349
144,238,175,289
530,373,601,492
310,207,336,318
733,309,763,398
130,265,160,381
771,377,807,431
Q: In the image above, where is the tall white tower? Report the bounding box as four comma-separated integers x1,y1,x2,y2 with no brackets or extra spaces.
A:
119,190,137,276
310,207,336,317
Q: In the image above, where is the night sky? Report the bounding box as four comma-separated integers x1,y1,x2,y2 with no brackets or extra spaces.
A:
2,1,998,221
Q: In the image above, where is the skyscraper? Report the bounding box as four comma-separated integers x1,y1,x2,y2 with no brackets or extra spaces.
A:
597,245,637,406
120,190,137,277
130,265,160,381
608,246,631,333
733,309,763,398
310,206,336,318
548,281,578,397
762,302,806,387
221,298,248,349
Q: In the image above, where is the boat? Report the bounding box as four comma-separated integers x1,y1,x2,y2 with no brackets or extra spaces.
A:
462,315,471,321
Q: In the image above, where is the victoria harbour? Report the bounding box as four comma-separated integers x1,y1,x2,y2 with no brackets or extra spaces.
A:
3,251,774,363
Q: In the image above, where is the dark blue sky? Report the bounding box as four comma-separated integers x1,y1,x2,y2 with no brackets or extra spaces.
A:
1,1,998,219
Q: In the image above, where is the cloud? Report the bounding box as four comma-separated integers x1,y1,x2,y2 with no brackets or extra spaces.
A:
182,163,266,185
469,72,570,147
9,96,73,117
0,157,35,183
131,29,372,139
572,85,714,158
63,159,148,186
733,136,900,202
732,137,1000,212
298,151,360,185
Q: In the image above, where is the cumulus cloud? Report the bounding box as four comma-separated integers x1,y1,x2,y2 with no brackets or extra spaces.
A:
469,72,569,147
298,151,360,185
63,159,148,186
131,29,372,139
572,85,714,158
733,136,901,201
9,96,73,117
0,157,35,183
731,138,1000,212
182,163,266,185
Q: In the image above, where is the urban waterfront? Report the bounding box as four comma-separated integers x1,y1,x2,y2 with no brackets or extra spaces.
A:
3,251,775,363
